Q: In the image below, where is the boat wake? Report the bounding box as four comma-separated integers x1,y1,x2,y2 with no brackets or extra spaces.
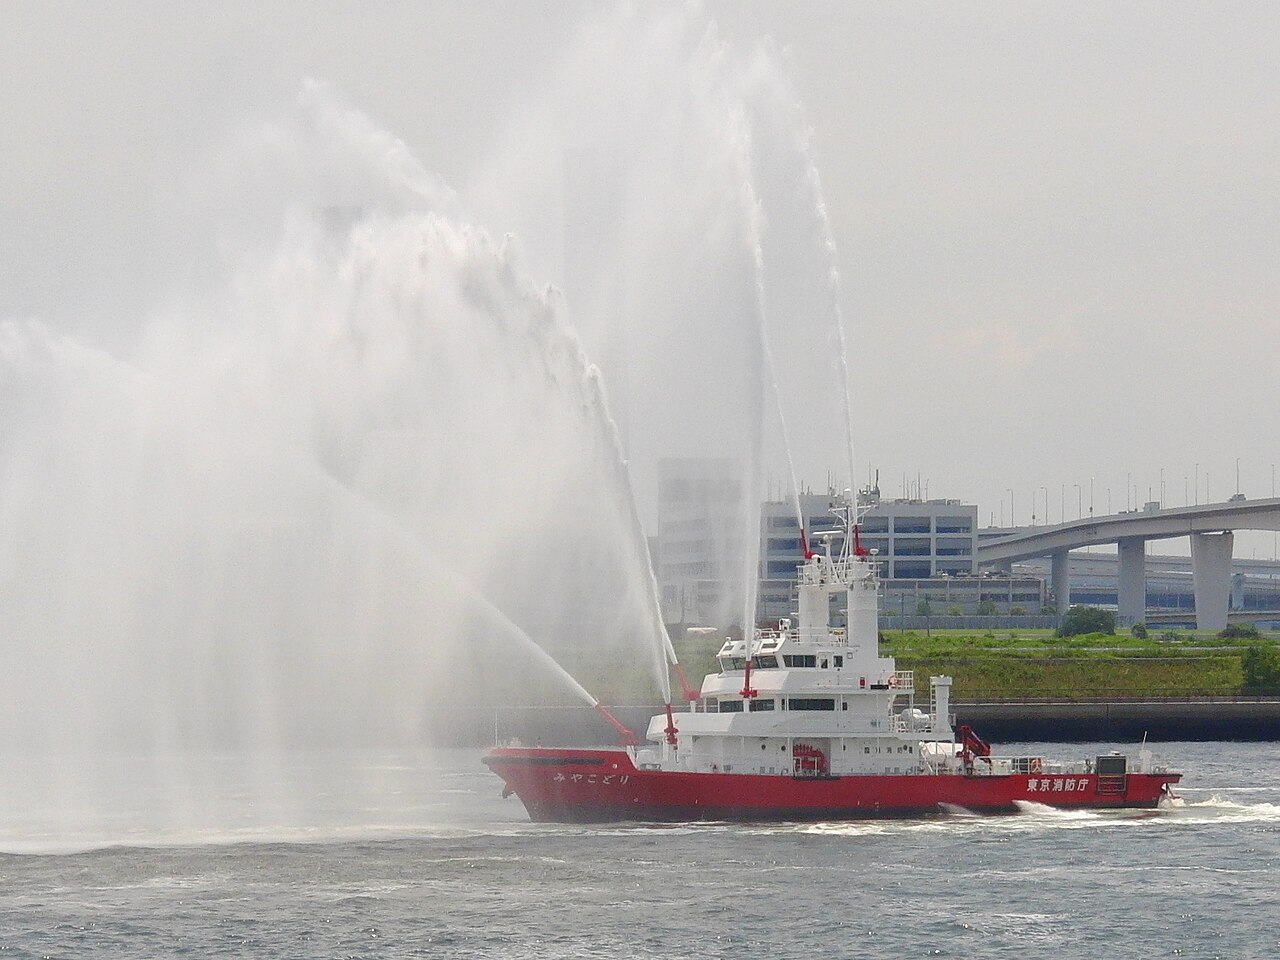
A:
1012,800,1101,820
1163,795,1280,824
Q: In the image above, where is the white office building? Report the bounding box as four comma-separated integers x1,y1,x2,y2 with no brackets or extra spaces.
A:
756,488,1032,623
657,460,1043,627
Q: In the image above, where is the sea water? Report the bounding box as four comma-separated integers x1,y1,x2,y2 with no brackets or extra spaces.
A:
1,740,1276,958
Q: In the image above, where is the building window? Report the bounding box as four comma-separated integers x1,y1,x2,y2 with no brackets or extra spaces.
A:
894,562,932,579
894,538,931,556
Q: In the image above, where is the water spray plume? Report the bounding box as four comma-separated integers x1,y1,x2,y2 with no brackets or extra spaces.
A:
0,13,867,807
744,181,809,556
796,118,858,494
0,84,687,765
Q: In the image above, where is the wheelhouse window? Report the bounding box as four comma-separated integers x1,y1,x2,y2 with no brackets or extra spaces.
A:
752,655,779,669
718,700,744,713
783,654,817,668
749,699,776,712
786,697,835,711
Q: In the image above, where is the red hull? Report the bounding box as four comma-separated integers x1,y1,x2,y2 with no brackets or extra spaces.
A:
483,747,1181,823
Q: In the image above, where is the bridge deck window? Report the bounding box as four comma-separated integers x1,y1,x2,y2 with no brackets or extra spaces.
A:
786,698,835,711
783,654,817,668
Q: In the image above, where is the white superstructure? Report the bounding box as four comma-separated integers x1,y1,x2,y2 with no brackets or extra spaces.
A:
642,495,962,777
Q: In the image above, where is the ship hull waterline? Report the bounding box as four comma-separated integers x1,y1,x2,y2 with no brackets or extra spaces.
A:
484,748,1182,824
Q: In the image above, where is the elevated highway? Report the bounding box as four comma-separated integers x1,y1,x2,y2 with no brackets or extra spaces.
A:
976,498,1280,630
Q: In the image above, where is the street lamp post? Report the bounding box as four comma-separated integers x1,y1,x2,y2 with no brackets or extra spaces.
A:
1007,489,1014,528
1074,483,1082,520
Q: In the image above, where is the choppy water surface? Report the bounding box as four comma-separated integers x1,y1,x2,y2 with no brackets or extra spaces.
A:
1,741,1277,958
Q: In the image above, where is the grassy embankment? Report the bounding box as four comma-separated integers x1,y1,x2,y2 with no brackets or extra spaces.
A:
879,628,1270,698
666,627,1278,700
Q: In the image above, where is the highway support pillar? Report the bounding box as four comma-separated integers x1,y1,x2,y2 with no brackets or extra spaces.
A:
1117,537,1147,628
1051,549,1071,616
1191,531,1234,632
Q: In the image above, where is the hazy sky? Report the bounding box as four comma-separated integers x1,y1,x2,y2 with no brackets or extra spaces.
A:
3,1,1277,557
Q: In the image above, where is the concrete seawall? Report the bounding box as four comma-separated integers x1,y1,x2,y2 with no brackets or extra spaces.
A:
953,698,1280,742
440,699,1280,747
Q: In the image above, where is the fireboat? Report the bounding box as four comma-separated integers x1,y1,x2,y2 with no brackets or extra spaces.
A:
484,494,1181,822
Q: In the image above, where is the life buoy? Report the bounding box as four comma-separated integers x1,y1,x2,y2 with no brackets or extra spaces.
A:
888,675,900,688
1029,758,1042,774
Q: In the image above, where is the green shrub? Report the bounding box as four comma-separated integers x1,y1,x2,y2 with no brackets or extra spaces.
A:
1056,606,1116,638
1241,644,1280,692
1219,623,1262,640
1131,622,1148,639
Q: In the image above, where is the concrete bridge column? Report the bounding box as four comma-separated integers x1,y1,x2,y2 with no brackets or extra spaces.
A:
1051,549,1071,616
1117,537,1147,627
1191,531,1234,632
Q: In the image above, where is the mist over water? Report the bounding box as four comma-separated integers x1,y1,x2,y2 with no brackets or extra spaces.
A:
2,84,663,747
0,11,858,827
